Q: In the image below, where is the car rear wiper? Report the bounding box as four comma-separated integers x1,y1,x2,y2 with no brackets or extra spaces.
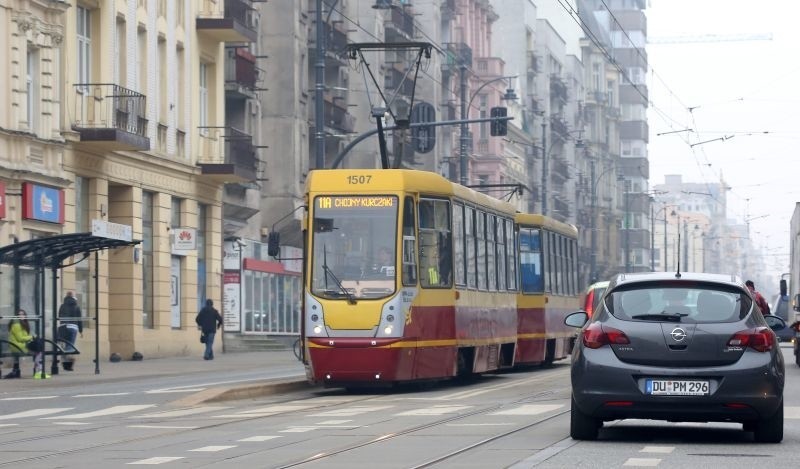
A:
631,312,688,322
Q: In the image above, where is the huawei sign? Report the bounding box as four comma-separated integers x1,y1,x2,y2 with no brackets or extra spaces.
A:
171,227,197,251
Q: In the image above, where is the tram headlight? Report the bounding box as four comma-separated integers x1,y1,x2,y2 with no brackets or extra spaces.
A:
383,325,393,335
313,325,323,334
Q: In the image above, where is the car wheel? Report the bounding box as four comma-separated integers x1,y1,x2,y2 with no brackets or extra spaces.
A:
542,339,556,368
753,400,783,443
570,396,599,440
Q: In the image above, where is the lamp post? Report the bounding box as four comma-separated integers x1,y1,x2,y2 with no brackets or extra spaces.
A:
651,204,674,272
589,160,618,283
459,74,518,185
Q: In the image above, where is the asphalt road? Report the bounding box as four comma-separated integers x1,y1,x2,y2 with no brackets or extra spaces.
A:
0,346,798,468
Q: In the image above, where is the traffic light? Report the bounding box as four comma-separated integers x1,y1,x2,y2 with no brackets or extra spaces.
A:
490,106,508,136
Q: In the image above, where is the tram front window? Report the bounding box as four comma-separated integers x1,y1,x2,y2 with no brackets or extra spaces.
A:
311,195,399,300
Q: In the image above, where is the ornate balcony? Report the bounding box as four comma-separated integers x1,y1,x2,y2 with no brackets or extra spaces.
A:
71,84,150,151
385,6,414,42
441,42,472,75
323,93,356,134
196,127,258,184
196,0,257,43
550,74,568,103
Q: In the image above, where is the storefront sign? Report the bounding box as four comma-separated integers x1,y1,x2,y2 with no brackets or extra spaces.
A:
223,241,242,270
92,219,133,241
171,227,197,254
223,279,241,332
22,182,64,224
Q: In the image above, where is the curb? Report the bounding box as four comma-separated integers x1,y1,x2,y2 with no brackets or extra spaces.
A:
173,379,313,406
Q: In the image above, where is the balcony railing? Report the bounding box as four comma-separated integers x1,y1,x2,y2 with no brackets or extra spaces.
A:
550,74,568,102
527,51,539,76
385,6,414,40
71,83,149,151
323,95,356,134
550,115,570,139
225,47,257,96
196,126,257,183
197,0,257,43
442,42,472,73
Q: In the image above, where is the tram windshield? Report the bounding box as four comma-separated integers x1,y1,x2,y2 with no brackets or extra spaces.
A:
311,195,399,300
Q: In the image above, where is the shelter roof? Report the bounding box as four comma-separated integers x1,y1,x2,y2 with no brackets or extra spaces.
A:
0,233,140,269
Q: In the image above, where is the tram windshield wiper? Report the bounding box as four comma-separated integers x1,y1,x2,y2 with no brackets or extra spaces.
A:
322,244,356,304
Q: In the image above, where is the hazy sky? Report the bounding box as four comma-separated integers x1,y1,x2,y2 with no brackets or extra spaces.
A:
646,0,799,275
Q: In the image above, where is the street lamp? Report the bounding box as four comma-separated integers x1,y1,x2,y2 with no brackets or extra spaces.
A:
589,161,618,283
459,74,518,186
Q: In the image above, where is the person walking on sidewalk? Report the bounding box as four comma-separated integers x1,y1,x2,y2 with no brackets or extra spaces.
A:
196,299,222,360
58,291,83,371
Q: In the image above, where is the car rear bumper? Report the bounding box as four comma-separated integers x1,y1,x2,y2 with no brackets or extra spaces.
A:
572,347,783,422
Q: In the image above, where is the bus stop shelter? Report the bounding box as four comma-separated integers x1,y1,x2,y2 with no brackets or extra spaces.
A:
0,233,140,376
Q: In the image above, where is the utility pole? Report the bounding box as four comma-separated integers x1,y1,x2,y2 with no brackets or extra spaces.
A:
314,0,325,169
540,119,547,216
459,65,468,185
663,213,667,272
624,180,630,273
683,219,689,270
650,202,655,271
589,159,597,283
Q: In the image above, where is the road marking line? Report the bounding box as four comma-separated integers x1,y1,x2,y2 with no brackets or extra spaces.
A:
189,445,237,452
641,446,675,454
0,396,59,401
396,405,471,416
280,427,316,433
784,406,800,419
309,406,393,417
0,408,73,420
53,422,90,426
43,405,156,420
238,404,313,414
447,423,514,427
135,406,230,419
490,404,564,416
73,393,131,398
623,458,661,467
145,388,205,394
127,457,184,465
315,419,353,425
128,425,198,429
0,424,19,427
238,436,281,442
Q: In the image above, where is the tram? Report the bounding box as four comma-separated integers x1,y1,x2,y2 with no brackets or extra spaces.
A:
300,169,519,387
514,214,580,366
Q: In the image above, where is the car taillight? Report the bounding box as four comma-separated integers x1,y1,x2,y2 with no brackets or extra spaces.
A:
582,323,630,349
585,290,595,318
726,327,775,352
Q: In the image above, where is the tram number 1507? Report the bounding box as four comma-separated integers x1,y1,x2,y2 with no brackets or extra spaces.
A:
346,175,372,185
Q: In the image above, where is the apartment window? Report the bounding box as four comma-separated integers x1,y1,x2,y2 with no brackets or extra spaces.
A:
142,191,155,329
199,63,208,133
27,47,38,133
115,20,126,85
171,197,182,228
479,95,487,139
77,7,91,86
74,176,90,232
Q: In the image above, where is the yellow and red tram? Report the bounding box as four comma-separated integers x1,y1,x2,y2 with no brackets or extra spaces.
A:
302,169,518,386
514,214,581,366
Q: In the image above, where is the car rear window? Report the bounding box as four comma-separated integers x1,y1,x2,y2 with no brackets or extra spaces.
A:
605,283,752,323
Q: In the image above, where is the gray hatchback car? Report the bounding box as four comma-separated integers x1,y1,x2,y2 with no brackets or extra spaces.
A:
565,272,785,442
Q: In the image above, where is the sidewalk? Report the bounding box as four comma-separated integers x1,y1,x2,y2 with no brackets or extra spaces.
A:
0,349,309,400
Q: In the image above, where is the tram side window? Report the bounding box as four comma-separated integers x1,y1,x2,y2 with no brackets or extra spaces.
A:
496,217,506,291
542,230,551,293
506,219,516,290
571,239,578,295
487,215,496,291
453,203,466,286
419,198,452,288
402,196,417,286
520,228,543,293
465,206,476,289
476,211,487,290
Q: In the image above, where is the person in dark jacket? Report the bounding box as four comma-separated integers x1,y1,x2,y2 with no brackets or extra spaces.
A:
195,299,223,360
58,291,83,371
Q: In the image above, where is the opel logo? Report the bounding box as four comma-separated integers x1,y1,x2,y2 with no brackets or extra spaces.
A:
671,327,687,342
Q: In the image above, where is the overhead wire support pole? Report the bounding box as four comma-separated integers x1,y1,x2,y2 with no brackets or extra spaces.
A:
314,0,325,169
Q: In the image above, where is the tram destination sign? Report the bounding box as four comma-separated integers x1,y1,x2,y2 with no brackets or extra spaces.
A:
316,196,397,209
92,219,133,242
